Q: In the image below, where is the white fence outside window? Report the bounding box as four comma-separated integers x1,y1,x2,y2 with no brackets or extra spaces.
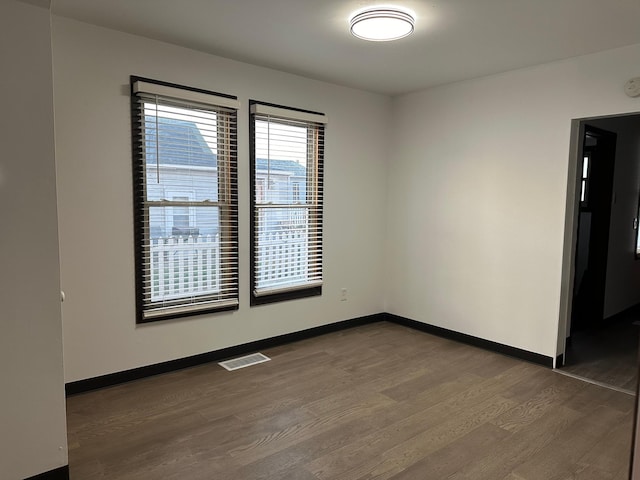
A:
149,235,220,302
149,228,309,301
256,227,309,289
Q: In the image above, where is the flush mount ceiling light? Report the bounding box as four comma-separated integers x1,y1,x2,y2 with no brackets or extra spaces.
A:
349,7,415,42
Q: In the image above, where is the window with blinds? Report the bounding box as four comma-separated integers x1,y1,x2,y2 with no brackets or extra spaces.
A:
250,101,327,305
131,77,239,322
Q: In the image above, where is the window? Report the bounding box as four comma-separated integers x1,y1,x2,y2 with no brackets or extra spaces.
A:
172,199,190,229
168,193,196,236
580,153,590,207
292,182,301,202
131,77,239,322
250,101,326,305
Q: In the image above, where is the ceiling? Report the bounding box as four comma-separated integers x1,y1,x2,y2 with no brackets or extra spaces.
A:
51,0,640,96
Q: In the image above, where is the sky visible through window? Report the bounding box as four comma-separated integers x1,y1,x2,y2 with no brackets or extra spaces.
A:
255,119,307,166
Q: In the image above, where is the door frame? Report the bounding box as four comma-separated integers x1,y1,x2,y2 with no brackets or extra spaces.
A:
556,112,638,365
556,120,584,365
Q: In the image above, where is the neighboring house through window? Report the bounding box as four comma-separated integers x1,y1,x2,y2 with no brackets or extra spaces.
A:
131,77,239,322
250,101,327,305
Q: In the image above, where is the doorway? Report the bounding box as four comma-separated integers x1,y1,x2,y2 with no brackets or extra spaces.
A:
571,125,617,332
559,113,640,392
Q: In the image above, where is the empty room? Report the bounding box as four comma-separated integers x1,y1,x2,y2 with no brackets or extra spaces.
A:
3,0,640,479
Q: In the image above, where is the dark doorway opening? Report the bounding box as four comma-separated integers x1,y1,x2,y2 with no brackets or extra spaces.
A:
562,114,640,393
571,125,617,332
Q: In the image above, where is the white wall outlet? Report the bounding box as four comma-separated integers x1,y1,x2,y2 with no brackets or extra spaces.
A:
340,288,348,301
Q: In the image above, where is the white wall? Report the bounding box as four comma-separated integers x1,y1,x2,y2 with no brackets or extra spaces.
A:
0,2,68,478
588,115,640,318
52,17,390,383
387,44,640,359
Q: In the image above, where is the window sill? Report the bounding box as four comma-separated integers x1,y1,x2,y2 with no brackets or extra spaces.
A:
250,286,321,306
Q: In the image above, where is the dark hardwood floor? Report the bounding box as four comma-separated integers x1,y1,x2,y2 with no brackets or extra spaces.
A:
561,319,639,393
67,322,635,479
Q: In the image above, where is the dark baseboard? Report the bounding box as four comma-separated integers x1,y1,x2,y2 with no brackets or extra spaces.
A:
66,311,559,396
25,465,69,480
66,313,384,396
385,313,554,368
555,353,564,368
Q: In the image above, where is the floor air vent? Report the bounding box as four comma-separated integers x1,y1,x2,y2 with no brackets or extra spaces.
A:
218,353,271,371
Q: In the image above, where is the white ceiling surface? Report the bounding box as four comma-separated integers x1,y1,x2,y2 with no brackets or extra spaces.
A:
51,0,640,96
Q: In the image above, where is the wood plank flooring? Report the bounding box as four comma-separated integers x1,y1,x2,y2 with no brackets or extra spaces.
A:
66,322,636,479
561,320,638,392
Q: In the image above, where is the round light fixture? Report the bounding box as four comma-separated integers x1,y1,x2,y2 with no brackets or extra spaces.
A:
349,7,415,42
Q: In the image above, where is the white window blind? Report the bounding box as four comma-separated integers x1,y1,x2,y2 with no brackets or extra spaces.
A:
132,78,239,321
250,103,326,301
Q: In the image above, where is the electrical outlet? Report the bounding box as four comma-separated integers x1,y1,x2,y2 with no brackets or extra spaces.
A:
340,288,348,301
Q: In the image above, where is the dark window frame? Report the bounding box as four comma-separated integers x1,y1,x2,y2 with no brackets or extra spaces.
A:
131,76,239,323
249,100,324,306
